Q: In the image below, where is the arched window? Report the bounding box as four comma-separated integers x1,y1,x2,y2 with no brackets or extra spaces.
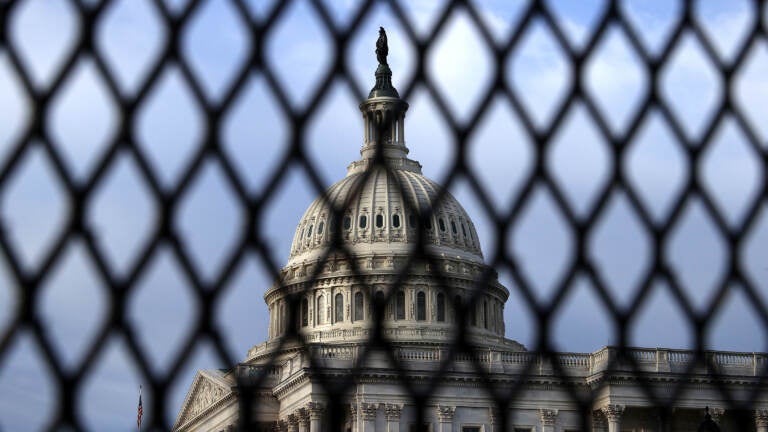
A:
438,218,446,232
392,214,401,228
416,291,426,321
354,292,364,320
436,293,445,322
483,300,488,329
359,215,367,229
317,221,324,234
451,220,457,234
335,293,344,322
317,295,325,325
343,216,351,230
301,298,308,327
396,291,405,320
307,224,313,237
376,214,384,228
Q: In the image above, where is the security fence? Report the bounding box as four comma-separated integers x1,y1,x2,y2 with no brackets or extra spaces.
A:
0,0,767,431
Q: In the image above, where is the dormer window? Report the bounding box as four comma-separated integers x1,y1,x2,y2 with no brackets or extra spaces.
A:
392,214,401,228
307,225,313,237
438,218,446,232
359,215,367,229
343,216,352,230
376,214,384,228
450,220,457,234
318,221,324,234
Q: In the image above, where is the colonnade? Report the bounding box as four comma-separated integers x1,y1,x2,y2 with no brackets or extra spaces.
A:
274,403,768,432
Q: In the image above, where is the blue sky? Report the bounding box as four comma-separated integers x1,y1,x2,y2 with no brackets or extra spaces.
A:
1,0,768,430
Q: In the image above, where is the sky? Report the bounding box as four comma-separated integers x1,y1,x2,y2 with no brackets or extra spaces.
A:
1,0,768,430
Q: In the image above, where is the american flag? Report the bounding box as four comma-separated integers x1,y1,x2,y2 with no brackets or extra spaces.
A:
137,386,143,431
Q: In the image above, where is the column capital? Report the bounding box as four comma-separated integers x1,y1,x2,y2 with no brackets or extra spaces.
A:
756,409,768,427
307,402,325,420
436,405,456,422
297,408,310,427
360,402,379,421
384,404,403,421
539,409,558,426
489,407,501,425
287,413,300,432
592,410,607,432
709,407,724,424
601,404,625,422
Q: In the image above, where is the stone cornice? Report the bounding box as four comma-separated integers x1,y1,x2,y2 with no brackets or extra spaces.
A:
587,370,767,387
273,372,311,399
264,257,508,303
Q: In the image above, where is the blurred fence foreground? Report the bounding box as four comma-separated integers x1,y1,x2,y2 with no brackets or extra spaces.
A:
1,1,768,431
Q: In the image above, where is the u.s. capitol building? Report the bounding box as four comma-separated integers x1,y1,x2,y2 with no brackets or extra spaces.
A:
173,30,768,432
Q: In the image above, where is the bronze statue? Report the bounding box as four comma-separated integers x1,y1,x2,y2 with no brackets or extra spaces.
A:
376,27,388,66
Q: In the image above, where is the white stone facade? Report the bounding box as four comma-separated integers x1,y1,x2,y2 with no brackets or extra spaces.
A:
173,37,768,432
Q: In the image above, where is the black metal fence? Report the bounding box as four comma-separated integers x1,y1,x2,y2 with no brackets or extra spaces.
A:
1,0,767,431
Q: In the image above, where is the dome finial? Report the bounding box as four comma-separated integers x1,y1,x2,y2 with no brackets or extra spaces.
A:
369,27,399,98
376,27,388,66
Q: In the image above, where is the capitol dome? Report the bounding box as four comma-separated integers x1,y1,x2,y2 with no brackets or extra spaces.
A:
261,43,513,348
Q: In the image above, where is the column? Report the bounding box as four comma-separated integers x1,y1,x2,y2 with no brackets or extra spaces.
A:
489,407,501,432
539,409,558,432
287,413,299,432
756,409,768,432
360,402,379,432
591,410,607,432
298,408,310,432
308,402,324,432
384,404,402,432
601,405,624,432
436,406,455,432
349,404,358,432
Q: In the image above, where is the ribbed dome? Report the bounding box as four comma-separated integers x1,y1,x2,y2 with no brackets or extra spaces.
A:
287,159,484,266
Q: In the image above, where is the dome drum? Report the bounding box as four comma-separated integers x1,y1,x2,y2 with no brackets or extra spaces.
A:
264,253,510,344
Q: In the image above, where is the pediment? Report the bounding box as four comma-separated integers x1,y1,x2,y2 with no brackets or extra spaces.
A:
173,370,233,429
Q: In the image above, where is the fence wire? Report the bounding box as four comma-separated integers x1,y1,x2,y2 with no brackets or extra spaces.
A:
1,0,768,431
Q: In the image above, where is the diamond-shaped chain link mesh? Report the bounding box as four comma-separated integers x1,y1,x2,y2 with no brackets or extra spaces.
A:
1,0,767,431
